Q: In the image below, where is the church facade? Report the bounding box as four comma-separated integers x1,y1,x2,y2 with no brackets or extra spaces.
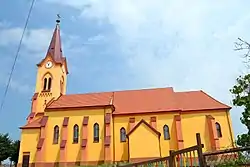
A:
18,21,235,167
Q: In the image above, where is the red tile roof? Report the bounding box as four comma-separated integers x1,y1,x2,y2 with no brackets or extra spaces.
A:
47,87,230,114
175,90,231,111
21,88,230,129
47,92,113,109
20,117,42,129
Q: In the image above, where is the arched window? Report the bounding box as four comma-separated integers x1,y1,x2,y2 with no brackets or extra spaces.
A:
215,122,222,138
93,123,99,143
120,127,126,142
163,125,170,140
73,124,79,143
53,125,59,144
43,78,47,90
48,77,52,90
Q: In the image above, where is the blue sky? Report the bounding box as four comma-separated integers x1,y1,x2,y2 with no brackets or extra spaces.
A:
0,0,250,140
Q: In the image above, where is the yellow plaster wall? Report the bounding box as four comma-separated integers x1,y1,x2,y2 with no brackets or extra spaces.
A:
18,129,40,163
129,123,160,159
113,113,177,162
44,108,106,162
226,111,235,147
113,110,234,161
158,114,178,156
181,110,234,152
113,116,129,162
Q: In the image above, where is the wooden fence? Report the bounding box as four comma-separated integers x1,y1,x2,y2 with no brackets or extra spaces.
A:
118,133,250,167
118,133,205,167
204,146,250,166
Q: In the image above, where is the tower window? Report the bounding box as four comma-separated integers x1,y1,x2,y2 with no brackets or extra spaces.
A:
43,78,47,90
42,74,52,91
215,122,222,138
93,123,99,143
48,77,52,90
163,125,170,140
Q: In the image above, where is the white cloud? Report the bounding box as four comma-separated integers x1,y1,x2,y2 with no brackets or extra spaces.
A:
0,21,11,28
0,28,23,46
43,0,250,136
0,25,83,59
43,0,90,9
0,25,53,94
0,27,52,54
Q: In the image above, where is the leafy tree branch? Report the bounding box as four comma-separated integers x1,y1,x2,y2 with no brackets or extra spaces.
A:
231,38,250,147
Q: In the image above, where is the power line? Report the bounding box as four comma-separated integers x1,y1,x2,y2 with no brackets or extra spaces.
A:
0,0,36,112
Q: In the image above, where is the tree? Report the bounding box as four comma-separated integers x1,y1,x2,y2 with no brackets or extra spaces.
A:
0,133,12,164
231,38,250,147
230,74,250,147
10,140,20,167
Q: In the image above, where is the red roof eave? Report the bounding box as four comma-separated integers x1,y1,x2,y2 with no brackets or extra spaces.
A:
19,126,41,129
180,107,231,112
113,109,181,115
36,55,63,67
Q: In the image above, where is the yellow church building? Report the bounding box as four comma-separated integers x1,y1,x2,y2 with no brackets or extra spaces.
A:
18,20,235,167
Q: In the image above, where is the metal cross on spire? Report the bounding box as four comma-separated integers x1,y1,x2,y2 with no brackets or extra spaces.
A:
56,14,61,24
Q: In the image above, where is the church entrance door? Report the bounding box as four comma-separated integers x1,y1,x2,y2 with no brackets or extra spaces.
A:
22,154,30,167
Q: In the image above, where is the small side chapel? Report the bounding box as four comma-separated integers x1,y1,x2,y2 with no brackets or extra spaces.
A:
18,20,235,167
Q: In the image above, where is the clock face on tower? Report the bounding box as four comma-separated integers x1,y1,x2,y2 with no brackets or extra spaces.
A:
45,61,53,69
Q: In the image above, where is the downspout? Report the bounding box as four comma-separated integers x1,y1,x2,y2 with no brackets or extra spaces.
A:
158,135,162,157
112,114,116,163
226,110,235,147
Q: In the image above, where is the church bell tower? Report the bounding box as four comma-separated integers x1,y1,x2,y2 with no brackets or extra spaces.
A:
29,18,68,119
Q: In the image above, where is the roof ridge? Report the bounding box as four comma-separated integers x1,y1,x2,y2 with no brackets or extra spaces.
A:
175,90,201,93
59,87,174,96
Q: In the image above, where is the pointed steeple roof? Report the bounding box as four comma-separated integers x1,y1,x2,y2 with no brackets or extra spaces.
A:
37,18,68,74
46,19,63,63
